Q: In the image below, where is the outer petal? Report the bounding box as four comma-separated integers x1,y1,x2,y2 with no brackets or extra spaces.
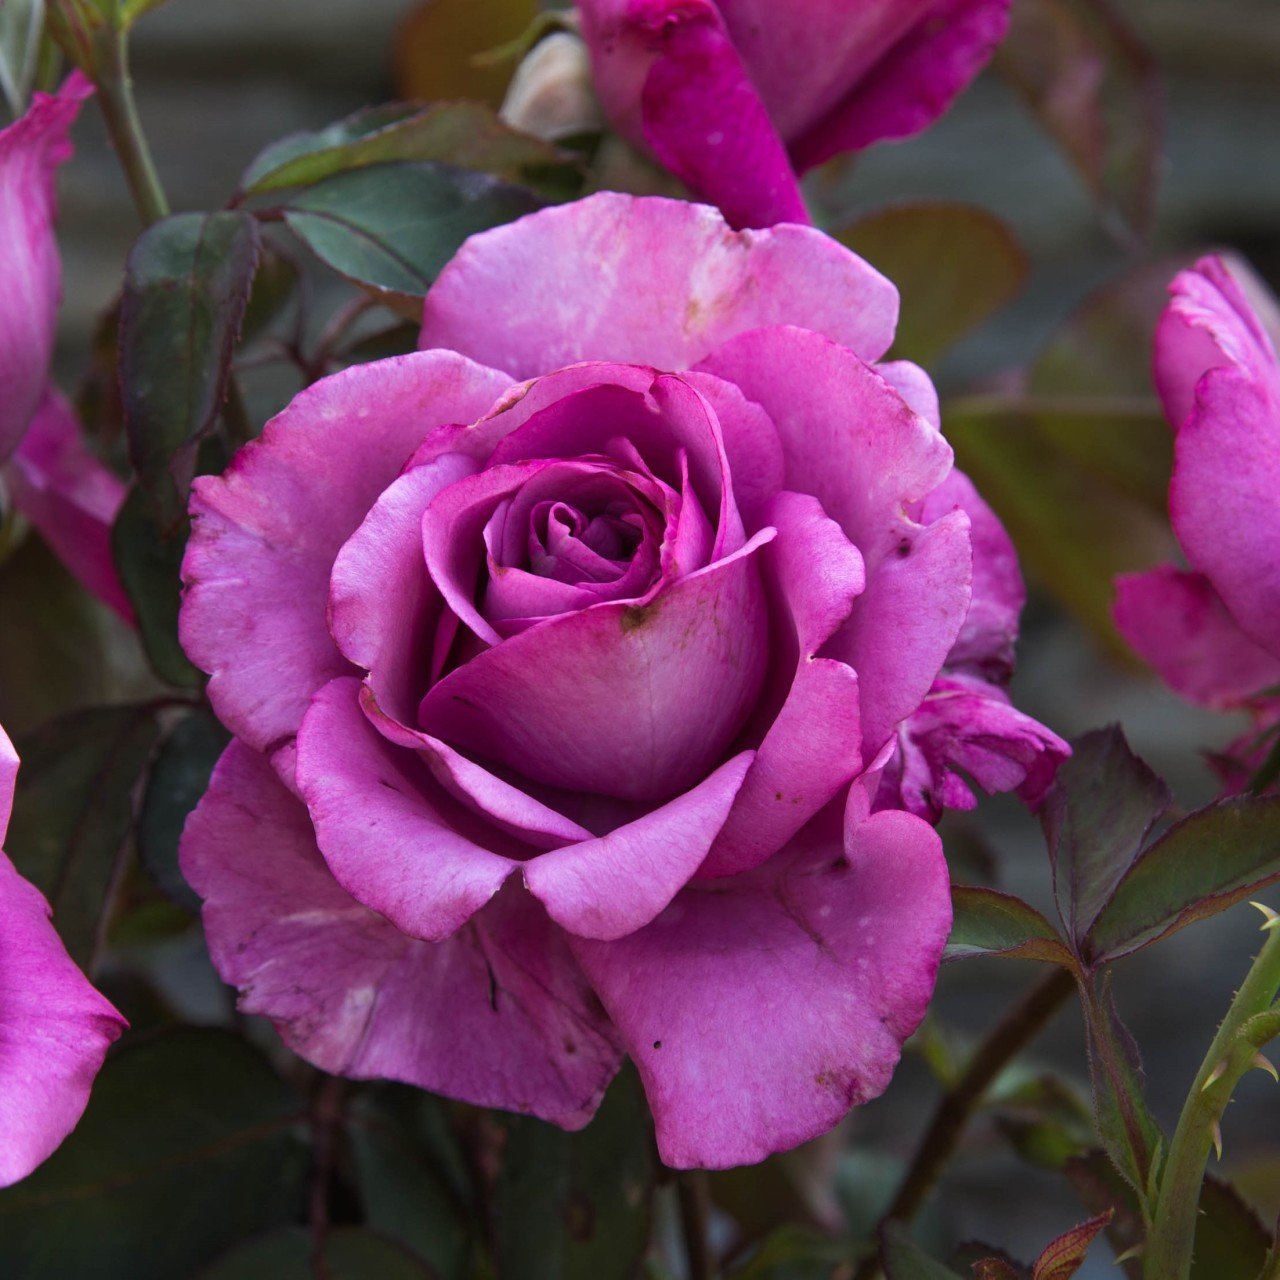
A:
0,724,124,1188
419,193,898,378
789,0,1012,170
0,73,92,464
419,531,773,803
525,750,753,940
572,791,951,1168
181,739,621,1129
1115,566,1280,709
295,678,517,943
697,326,970,756
877,675,1070,822
701,491,864,878
6,390,132,622
1159,260,1280,656
329,452,476,725
180,351,513,777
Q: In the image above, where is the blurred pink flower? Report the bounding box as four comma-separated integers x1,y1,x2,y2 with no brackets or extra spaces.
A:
577,0,1011,227
0,723,125,1187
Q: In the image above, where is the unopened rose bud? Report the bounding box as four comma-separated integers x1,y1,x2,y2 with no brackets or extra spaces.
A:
500,31,603,143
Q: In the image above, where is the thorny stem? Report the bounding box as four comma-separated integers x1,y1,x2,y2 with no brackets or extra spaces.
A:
678,1168,716,1280
1143,912,1280,1280
853,965,1076,1280
93,32,169,228
308,1074,347,1279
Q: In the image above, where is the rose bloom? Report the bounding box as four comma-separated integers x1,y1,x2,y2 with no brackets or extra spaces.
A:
0,724,125,1186
179,194,1063,1167
0,73,131,620
577,0,1011,228
1116,257,1280,781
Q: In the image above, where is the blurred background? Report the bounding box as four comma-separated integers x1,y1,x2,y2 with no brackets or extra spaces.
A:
5,0,1280,1273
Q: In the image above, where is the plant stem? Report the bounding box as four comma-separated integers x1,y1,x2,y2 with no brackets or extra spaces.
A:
94,32,169,227
854,964,1076,1280
677,1169,716,1280
1143,916,1280,1280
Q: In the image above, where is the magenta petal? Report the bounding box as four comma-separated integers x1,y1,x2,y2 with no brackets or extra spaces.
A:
1158,260,1280,656
525,750,753,941
638,7,809,229
361,686,594,850
702,491,865,877
697,327,969,755
420,193,898,377
181,740,621,1127
295,678,517,942
879,675,1070,822
0,74,92,464
181,351,512,778
789,0,1012,169
1115,566,1280,708
420,531,773,802
572,793,951,1168
329,452,476,724
6,390,132,623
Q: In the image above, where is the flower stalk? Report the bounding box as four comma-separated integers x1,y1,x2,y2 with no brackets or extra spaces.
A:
93,31,168,227
1143,905,1280,1280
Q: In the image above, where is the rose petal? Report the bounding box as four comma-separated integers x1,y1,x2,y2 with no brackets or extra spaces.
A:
181,351,512,779
419,531,774,803
361,685,594,850
701,491,865,877
1115,565,1280,709
0,73,92,464
6,390,131,623
789,0,1012,169
697,326,970,755
525,750,753,940
329,452,476,725
420,193,898,377
295,678,517,942
182,739,621,1128
571,790,951,1168
1158,258,1280,656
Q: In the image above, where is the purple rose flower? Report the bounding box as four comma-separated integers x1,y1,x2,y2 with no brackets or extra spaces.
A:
1115,257,1280,775
178,194,1062,1167
577,0,1011,228
0,724,125,1186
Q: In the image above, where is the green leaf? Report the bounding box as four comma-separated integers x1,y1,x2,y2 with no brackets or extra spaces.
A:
6,703,160,969
990,1074,1094,1170
111,484,201,687
0,1029,307,1280
1084,795,1280,963
240,100,580,201
280,161,541,300
944,885,1075,966
944,396,1175,648
1080,978,1164,1198
137,706,229,914
116,0,171,26
120,211,260,517
199,1226,438,1279
729,1226,851,1279
0,0,45,115
996,0,1162,239
881,1223,964,1280
347,1087,478,1280
238,243,300,348
1065,1152,1270,1280
491,1069,655,1280
1040,727,1171,946
836,202,1028,365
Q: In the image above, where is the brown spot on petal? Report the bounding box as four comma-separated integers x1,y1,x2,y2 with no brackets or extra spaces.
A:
621,602,660,633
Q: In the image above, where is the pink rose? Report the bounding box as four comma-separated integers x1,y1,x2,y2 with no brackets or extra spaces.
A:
0,74,130,620
1115,258,1280,770
0,723,125,1186
578,0,1011,228
178,194,1061,1167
